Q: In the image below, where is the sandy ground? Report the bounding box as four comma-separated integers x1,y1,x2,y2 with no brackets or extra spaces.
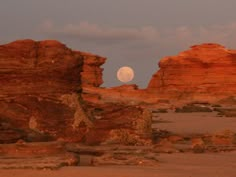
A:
1,111,235,177
0,151,236,177
153,112,236,134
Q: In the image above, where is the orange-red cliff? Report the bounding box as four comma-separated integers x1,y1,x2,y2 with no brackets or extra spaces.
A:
0,39,148,145
76,51,106,88
0,39,94,143
148,43,236,102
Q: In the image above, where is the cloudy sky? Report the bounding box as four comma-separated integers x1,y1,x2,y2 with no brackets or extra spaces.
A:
1,0,236,87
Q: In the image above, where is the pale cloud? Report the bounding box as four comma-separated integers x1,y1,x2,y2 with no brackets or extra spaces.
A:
41,21,160,43
41,20,236,49
197,23,236,44
176,26,192,39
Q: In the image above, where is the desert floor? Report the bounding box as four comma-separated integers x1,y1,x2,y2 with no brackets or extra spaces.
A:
0,152,236,177
1,111,236,177
153,112,236,134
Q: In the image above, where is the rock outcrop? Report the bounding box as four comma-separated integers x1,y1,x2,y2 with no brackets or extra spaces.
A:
84,103,152,145
0,142,79,169
0,39,151,145
78,51,107,104
148,43,236,102
77,51,106,88
82,84,159,106
0,39,92,142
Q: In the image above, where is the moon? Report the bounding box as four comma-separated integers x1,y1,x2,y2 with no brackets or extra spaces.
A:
117,66,134,83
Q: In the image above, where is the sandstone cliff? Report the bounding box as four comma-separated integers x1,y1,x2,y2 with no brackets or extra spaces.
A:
77,51,107,104
148,43,236,102
0,39,150,145
0,39,92,143
77,51,106,88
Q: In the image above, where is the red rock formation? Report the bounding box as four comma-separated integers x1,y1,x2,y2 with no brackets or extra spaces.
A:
77,51,106,105
82,85,158,105
84,103,152,145
0,39,151,146
0,39,91,142
0,142,79,169
148,43,236,102
77,51,106,87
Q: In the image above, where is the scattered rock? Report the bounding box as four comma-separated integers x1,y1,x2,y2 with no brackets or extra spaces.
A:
191,137,205,149
175,104,212,113
152,129,173,143
214,108,236,117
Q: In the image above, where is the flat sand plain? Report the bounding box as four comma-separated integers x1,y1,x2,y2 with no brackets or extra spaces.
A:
153,112,236,134
1,152,236,177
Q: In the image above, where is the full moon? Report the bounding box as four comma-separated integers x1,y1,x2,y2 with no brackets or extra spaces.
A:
117,66,134,83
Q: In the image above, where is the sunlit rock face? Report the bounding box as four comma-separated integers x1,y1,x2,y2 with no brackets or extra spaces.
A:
0,40,91,143
77,51,106,88
0,39,151,145
77,51,106,104
148,43,236,102
84,103,152,145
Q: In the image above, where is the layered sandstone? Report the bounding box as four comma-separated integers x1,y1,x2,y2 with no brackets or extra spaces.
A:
0,142,79,169
84,103,152,145
0,39,151,145
78,51,106,87
148,43,236,102
78,51,106,104
0,39,92,142
82,85,158,106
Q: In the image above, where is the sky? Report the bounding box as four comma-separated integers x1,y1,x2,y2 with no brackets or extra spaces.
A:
1,0,236,88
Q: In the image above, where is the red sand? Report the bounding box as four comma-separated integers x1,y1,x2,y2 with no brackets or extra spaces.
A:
0,152,236,177
153,112,236,134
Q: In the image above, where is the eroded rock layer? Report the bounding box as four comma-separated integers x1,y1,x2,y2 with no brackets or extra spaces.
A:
0,39,150,145
84,103,152,145
78,51,106,87
148,43,236,101
0,40,90,142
